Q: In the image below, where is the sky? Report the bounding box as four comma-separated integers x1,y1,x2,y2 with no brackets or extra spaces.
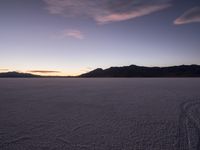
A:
0,0,200,76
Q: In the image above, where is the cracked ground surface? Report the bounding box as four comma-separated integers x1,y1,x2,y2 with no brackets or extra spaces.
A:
0,78,200,150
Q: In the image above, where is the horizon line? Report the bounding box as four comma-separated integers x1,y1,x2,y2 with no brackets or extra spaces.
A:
0,64,199,77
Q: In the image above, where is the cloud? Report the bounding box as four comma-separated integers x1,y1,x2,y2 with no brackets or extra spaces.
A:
43,0,172,24
51,29,84,40
96,4,171,24
29,70,60,74
174,7,200,25
63,29,84,39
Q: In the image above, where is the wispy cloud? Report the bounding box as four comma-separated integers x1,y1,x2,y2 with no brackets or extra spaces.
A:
174,7,200,25
29,70,60,74
96,4,171,24
52,29,84,40
43,0,172,24
63,29,84,39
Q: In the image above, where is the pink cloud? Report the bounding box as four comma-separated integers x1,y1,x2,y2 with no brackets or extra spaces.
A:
51,29,84,40
43,0,172,24
96,4,171,24
174,7,200,25
63,30,84,39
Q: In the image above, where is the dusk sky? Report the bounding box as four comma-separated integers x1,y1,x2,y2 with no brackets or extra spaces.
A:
0,0,200,76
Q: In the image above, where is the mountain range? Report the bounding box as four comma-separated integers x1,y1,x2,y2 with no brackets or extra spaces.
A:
79,64,200,77
0,72,40,78
1,65,200,78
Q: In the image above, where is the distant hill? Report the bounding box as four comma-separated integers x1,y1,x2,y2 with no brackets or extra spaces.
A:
0,72,40,78
80,65,200,77
0,71,73,78
1,65,200,78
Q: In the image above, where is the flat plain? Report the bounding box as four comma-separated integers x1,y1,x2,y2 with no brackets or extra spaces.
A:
0,78,200,150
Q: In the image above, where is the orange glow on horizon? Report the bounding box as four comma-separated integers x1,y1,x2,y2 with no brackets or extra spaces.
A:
0,69,86,77
26,71,83,76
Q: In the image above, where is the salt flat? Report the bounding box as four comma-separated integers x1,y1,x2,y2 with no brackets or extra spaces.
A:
0,78,200,150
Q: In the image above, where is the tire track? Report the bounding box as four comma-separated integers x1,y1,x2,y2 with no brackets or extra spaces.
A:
179,100,200,150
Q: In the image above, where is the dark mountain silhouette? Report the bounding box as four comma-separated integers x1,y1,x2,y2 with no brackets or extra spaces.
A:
0,72,40,78
80,65,200,77
1,65,200,78
0,71,72,78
